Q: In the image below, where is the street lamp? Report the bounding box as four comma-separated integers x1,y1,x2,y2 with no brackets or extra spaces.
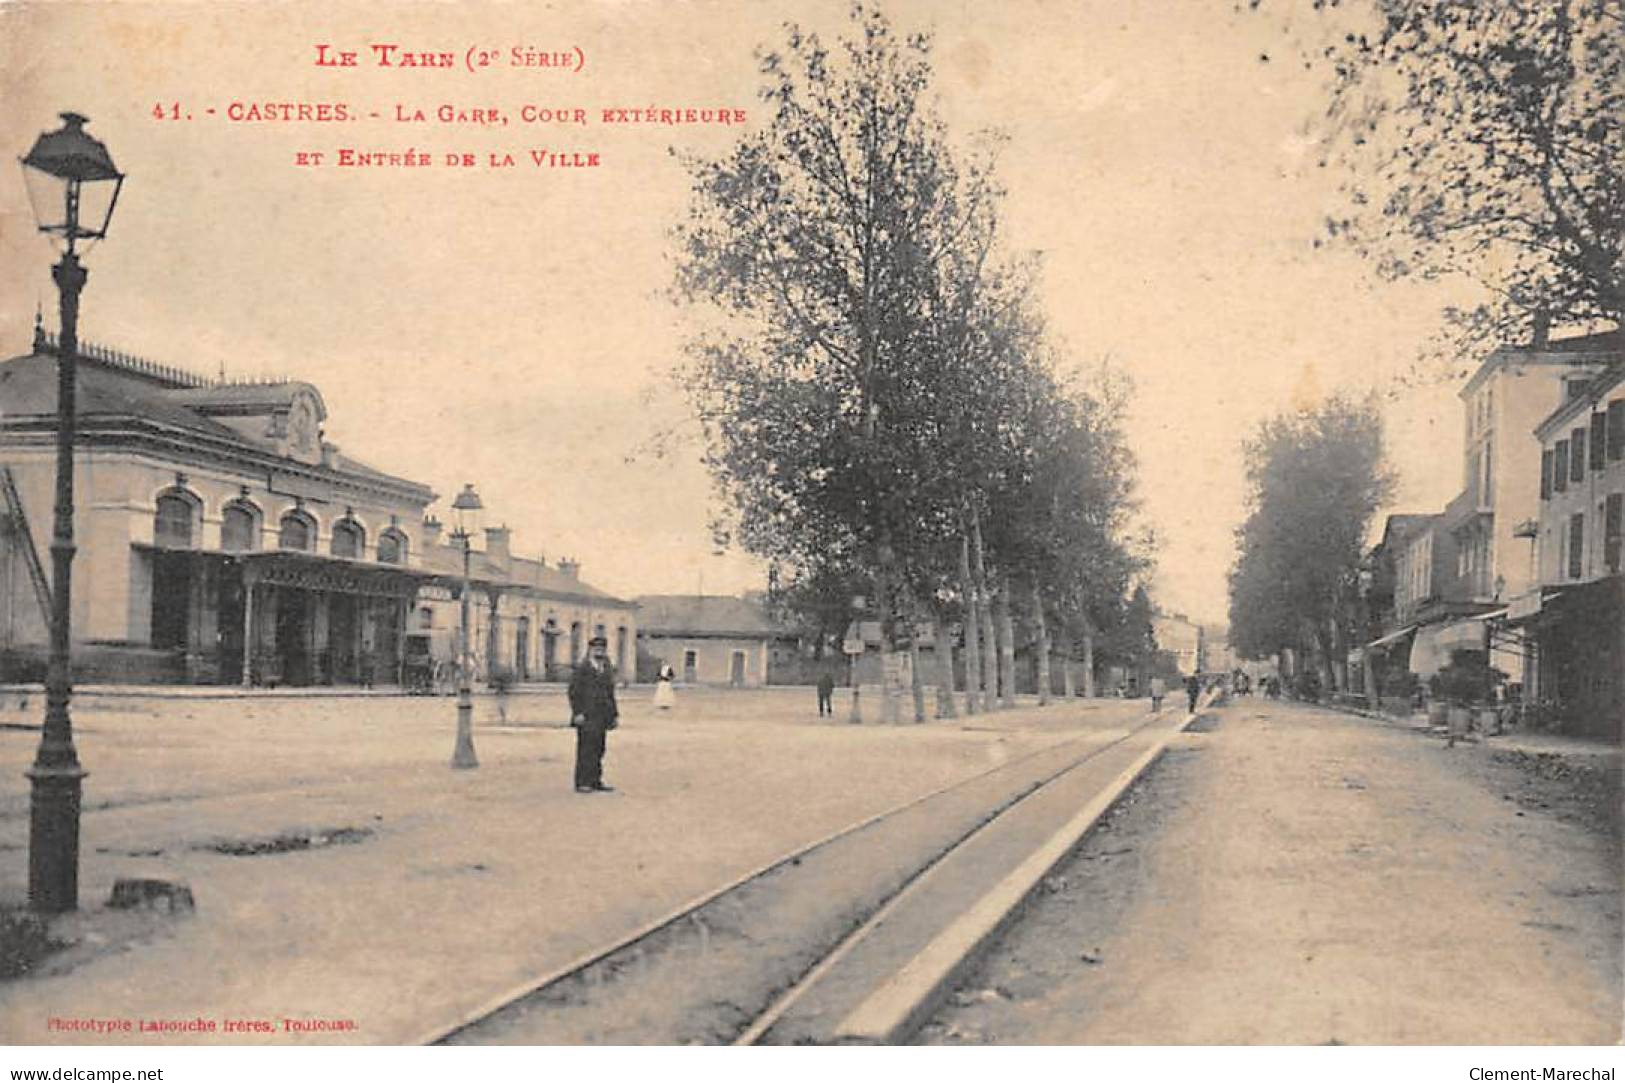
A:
449,483,483,769
19,113,124,913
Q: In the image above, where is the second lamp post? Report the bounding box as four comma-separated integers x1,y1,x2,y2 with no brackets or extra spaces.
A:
450,483,482,769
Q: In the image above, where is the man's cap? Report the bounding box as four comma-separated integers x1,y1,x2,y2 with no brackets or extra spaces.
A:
587,635,609,647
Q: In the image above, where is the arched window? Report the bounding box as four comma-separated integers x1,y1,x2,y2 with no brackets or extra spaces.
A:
376,528,408,565
331,518,364,559
278,510,315,551
153,492,196,548
221,502,259,552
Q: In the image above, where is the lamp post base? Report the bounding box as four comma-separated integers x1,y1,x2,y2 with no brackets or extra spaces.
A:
452,696,478,769
27,763,87,913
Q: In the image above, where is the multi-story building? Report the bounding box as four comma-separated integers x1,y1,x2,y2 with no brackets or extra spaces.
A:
1359,513,1440,693
0,326,635,685
415,528,638,684
1410,330,1618,686
1504,360,1624,736
1152,612,1203,676
1201,625,1237,675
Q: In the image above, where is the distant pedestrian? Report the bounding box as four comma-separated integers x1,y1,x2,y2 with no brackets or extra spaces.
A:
1185,674,1201,713
568,635,619,794
653,663,676,710
816,671,835,717
1149,676,1166,713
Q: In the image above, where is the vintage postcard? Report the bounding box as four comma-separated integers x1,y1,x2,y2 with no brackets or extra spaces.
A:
0,0,1618,1075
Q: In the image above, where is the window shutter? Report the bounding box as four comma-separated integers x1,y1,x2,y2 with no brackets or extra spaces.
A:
1571,427,1586,482
1606,494,1623,575
1609,399,1625,461
1540,449,1552,500
1569,513,1585,579
1555,441,1569,491
1591,411,1607,471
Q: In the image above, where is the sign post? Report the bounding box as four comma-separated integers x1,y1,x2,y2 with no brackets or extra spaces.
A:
843,621,864,724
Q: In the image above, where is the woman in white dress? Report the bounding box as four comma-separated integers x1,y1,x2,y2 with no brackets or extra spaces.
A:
653,663,677,710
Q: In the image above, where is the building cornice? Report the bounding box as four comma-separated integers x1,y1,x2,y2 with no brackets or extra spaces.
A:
0,414,435,507
1533,363,1625,441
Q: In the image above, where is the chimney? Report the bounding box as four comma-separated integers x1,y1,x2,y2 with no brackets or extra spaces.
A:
422,516,443,548
558,557,580,580
485,525,512,569
1532,308,1551,350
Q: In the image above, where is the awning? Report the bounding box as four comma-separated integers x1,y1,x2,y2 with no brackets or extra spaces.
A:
1366,625,1415,651
1501,585,1540,621
1410,618,1493,679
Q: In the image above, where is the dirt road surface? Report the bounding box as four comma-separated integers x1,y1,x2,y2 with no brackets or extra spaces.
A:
926,698,1622,1045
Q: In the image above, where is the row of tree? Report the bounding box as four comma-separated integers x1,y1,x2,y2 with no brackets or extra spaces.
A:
671,5,1151,718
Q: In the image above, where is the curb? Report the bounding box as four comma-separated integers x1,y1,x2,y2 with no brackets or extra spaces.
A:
830,694,1216,1044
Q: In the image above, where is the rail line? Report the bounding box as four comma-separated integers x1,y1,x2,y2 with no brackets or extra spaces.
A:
425,704,1188,1046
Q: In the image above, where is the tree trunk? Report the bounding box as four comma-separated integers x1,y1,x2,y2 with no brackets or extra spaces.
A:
934,606,958,720
982,604,999,708
1081,620,1096,698
998,570,1016,709
958,530,980,715
972,513,1000,710
1032,581,1051,706
908,615,927,723
1062,637,1076,698
878,562,900,724
1311,622,1335,699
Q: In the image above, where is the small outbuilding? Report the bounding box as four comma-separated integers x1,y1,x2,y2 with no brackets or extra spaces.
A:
634,594,795,687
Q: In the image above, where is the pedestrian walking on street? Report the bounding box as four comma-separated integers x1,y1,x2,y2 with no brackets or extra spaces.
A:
1149,676,1166,713
1185,674,1201,714
569,635,619,793
816,670,835,717
653,662,677,710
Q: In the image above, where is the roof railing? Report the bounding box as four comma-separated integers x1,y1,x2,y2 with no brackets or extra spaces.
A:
37,330,290,388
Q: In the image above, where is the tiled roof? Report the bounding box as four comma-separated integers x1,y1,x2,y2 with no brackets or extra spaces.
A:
419,546,632,606
1378,513,1438,549
0,344,427,496
635,594,789,638
0,350,244,441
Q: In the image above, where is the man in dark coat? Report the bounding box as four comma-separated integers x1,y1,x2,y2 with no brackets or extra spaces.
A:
1185,674,1202,714
568,635,619,793
816,671,835,717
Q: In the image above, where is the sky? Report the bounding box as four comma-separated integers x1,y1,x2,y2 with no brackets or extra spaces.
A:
0,0,1475,626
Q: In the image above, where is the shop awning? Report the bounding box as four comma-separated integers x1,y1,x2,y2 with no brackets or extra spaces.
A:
1506,589,1542,623
1410,617,1494,678
1366,625,1416,651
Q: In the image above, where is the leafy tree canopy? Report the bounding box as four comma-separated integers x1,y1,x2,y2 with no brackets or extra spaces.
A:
1256,0,1623,359
1228,395,1395,662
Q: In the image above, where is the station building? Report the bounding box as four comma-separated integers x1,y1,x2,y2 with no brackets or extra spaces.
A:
0,326,635,686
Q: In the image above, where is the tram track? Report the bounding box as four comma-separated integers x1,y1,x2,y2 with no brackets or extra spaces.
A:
425,704,1201,1046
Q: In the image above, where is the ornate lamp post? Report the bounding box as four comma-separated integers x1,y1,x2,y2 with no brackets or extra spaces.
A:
449,483,482,769
19,113,124,913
